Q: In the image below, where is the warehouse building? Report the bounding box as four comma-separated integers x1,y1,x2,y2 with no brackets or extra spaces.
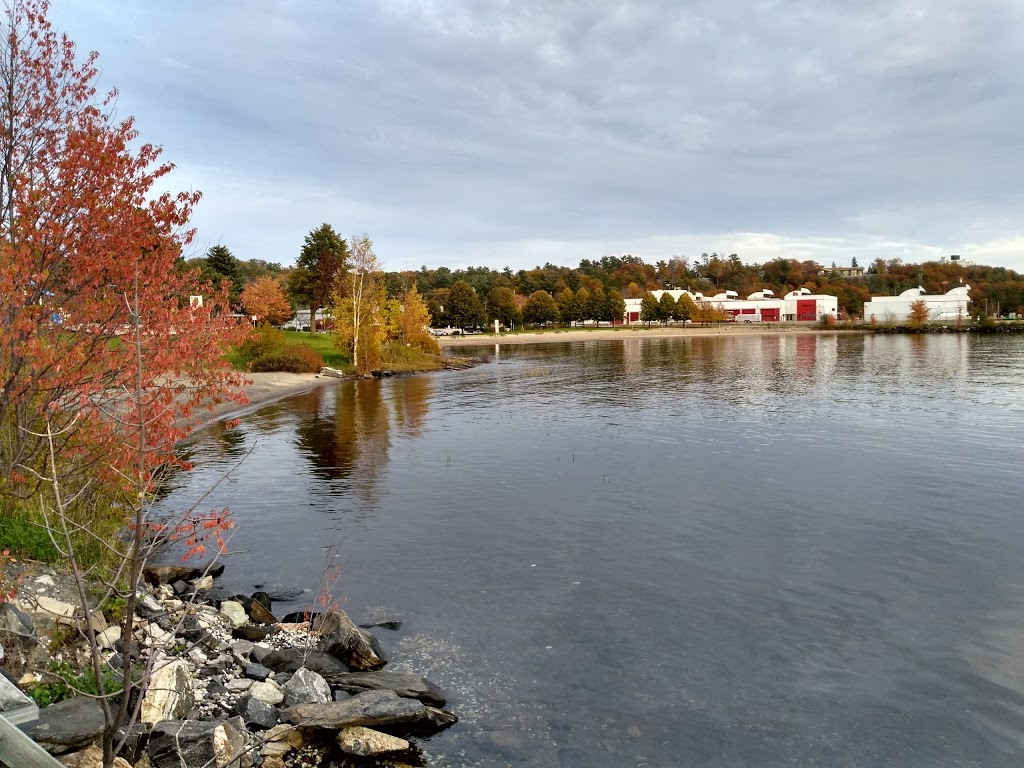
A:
862,285,971,323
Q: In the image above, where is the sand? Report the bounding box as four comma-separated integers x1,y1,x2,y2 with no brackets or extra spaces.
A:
437,324,855,346
200,371,343,426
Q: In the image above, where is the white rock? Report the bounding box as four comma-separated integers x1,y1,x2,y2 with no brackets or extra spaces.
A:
336,726,411,757
96,626,121,650
193,575,214,591
219,601,247,628
33,575,55,588
140,658,195,723
34,595,77,624
155,585,174,600
248,681,284,705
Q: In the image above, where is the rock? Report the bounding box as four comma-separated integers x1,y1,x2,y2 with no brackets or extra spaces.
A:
219,600,248,628
248,681,284,706
314,610,387,670
332,689,351,702
140,659,196,723
248,600,277,625
250,643,272,663
279,611,317,625
282,668,331,707
231,625,278,642
114,723,150,765
225,677,253,693
245,663,271,682
33,595,77,625
327,670,446,706
58,744,132,768
19,696,105,754
282,689,425,729
260,648,348,676
319,366,345,378
142,564,200,586
34,574,56,589
0,602,35,637
171,580,191,596
134,593,165,620
375,706,460,739
96,626,121,650
147,717,251,768
235,695,279,730
335,725,416,760
192,575,214,592
250,592,273,612
359,619,403,631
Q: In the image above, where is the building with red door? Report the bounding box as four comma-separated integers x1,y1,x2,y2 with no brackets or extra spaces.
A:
783,289,838,322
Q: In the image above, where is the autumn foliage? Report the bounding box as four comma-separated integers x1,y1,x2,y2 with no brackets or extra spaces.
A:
0,0,248,495
241,275,292,325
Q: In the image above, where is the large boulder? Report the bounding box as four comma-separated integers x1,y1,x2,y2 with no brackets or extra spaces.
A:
260,648,348,676
147,717,251,768
19,696,105,755
281,668,331,707
376,706,460,739
314,610,386,670
140,659,195,723
327,670,446,706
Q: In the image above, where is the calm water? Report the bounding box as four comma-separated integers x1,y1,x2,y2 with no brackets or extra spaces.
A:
164,333,1024,767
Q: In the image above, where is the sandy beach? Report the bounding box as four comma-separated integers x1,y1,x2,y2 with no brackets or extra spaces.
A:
437,323,859,346
201,371,343,426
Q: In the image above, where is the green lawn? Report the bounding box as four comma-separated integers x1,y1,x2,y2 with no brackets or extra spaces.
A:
225,329,352,371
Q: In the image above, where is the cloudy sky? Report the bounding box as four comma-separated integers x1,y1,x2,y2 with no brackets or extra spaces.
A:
48,0,1024,272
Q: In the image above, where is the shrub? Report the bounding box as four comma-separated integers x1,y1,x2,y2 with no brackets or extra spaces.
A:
28,659,124,708
236,323,286,365
250,343,326,373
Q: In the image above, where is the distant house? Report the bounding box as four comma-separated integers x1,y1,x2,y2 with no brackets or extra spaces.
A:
818,266,864,278
282,309,331,331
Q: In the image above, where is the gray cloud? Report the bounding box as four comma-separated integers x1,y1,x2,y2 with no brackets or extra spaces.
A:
50,0,1024,270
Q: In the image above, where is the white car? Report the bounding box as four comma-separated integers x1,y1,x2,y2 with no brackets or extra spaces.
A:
429,328,450,336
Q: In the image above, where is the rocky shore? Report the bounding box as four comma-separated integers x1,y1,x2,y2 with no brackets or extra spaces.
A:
1,562,456,767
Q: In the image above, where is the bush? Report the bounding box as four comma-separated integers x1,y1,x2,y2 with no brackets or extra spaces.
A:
28,659,124,708
236,323,286,365
250,343,325,373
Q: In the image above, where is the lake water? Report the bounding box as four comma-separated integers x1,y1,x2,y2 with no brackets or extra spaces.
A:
164,332,1024,767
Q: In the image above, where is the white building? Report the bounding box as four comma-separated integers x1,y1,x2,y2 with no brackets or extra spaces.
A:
862,285,971,323
782,289,838,322
623,288,836,323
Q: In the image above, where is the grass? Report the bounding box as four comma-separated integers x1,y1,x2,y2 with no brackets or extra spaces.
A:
225,329,352,371
380,342,447,372
0,494,126,569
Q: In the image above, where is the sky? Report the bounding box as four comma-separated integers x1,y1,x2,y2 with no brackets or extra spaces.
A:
48,0,1024,273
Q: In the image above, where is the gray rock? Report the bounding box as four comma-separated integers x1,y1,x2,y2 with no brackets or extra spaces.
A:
113,723,151,766
245,663,271,681
332,689,352,702
282,689,425,729
375,705,460,739
359,619,403,631
260,648,348,676
19,696,104,755
235,695,278,730
231,625,278,642
0,603,35,638
142,564,200,586
147,716,252,768
314,610,387,671
326,670,446,707
281,668,331,707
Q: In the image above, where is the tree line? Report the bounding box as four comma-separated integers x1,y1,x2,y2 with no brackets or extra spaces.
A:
192,242,1024,325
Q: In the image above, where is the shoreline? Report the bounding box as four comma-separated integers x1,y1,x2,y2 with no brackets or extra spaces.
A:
437,323,863,346
200,371,344,427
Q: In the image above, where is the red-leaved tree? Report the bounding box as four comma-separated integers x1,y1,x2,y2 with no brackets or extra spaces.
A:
0,0,248,496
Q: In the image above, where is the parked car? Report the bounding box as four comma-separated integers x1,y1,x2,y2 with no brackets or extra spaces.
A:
429,328,450,336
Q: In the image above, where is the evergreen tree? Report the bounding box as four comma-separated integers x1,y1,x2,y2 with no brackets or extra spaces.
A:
291,223,349,332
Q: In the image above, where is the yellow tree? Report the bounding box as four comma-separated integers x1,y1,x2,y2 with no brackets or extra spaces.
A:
334,234,385,372
907,299,931,327
386,284,439,353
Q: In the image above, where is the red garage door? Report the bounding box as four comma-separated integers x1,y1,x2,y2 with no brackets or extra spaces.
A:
762,308,780,321
797,299,817,321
